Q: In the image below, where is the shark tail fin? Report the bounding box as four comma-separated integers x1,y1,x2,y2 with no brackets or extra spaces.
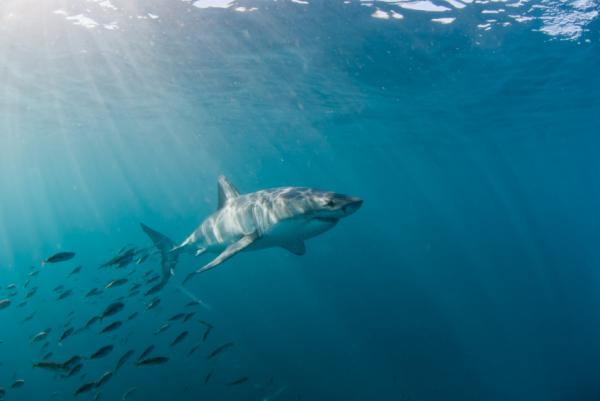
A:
140,223,179,290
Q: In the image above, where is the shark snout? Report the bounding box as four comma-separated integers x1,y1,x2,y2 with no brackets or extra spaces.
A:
342,198,363,216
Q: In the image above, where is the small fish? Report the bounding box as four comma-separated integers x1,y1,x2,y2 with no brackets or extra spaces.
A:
29,270,40,277
105,278,128,289
187,343,201,357
44,252,75,264
146,298,160,310
43,352,54,360
154,323,170,335
11,379,25,388
54,285,65,292
186,300,200,307
100,321,122,334
86,288,103,297
144,282,164,296
136,254,149,264
101,302,124,319
63,355,83,370
0,299,11,310
69,266,83,276
138,345,155,361
95,371,113,388
227,377,249,386
127,312,138,321
94,392,102,401
65,363,83,378
6,283,16,289
57,289,74,300
128,289,140,298
208,342,234,359
75,382,96,396
198,320,214,329
168,313,185,322
136,356,169,366
26,287,38,298
170,331,188,347
204,371,213,384
31,331,48,343
122,387,137,400
115,350,134,371
60,327,75,342
203,326,213,342
90,345,114,359
85,316,100,329
73,327,86,336
183,312,195,323
33,361,66,372
101,248,136,269
22,311,36,322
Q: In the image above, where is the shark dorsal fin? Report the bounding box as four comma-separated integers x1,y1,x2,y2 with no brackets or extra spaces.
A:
217,175,240,209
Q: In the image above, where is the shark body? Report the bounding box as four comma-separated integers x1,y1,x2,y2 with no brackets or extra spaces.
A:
141,176,362,289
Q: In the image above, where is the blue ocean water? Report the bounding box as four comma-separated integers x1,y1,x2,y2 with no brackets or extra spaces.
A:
1,1,600,400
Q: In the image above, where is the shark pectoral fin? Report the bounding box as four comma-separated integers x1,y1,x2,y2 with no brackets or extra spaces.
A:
280,240,306,255
195,248,206,257
196,232,258,274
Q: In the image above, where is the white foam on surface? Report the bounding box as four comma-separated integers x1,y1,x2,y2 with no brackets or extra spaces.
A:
399,1,452,12
234,6,258,12
444,0,467,8
371,8,391,18
98,0,117,10
506,0,528,7
432,16,456,22
509,13,535,21
192,0,233,9
66,14,99,28
536,0,599,39
291,0,310,4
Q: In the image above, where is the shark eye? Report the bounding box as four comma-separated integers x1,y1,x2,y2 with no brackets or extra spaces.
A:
325,200,335,207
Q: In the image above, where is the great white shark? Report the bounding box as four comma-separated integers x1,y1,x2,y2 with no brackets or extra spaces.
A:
141,176,362,291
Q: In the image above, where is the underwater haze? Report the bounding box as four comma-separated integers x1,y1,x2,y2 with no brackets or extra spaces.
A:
1,0,600,400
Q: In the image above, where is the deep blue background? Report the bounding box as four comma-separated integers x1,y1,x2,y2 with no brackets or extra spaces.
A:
1,1,599,400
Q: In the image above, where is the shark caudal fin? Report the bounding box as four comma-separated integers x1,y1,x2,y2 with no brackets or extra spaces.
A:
140,223,179,294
